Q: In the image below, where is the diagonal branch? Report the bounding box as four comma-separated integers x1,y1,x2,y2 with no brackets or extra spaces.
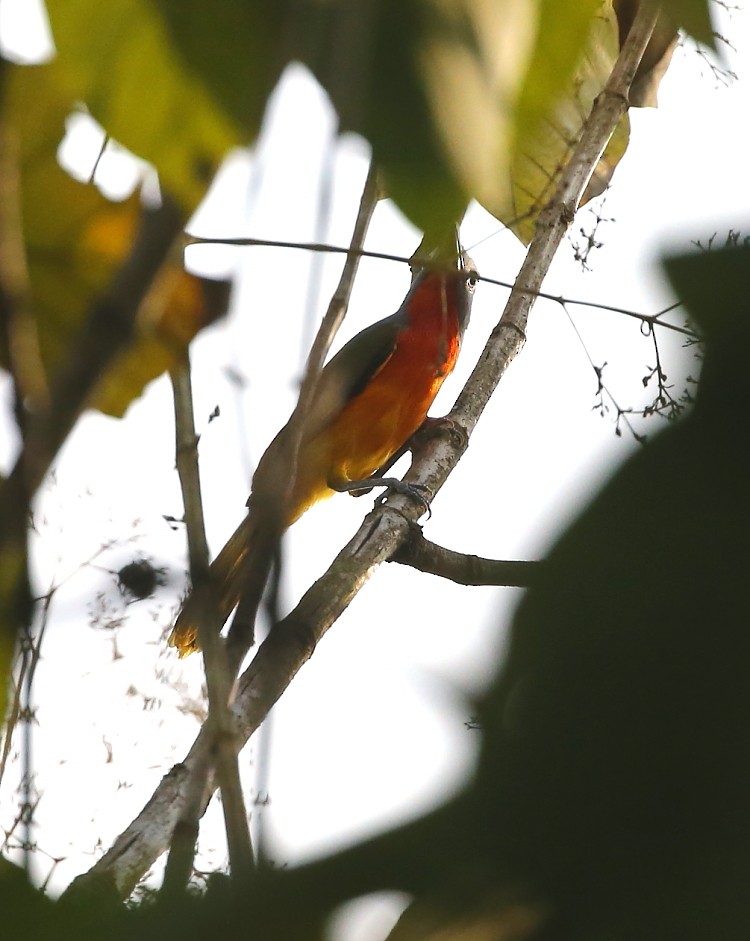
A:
61,5,660,902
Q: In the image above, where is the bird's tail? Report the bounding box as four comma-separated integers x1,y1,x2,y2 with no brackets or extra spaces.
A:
168,513,257,658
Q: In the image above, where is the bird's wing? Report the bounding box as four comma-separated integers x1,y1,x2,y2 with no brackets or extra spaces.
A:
302,311,404,438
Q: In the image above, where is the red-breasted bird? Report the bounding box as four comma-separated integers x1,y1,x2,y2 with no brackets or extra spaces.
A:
169,239,477,657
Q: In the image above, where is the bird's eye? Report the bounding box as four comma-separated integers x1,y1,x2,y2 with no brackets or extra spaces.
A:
466,270,479,292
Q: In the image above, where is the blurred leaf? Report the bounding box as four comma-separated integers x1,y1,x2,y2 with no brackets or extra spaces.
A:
384,892,544,941
664,239,750,340
5,64,138,378
153,0,283,135
614,0,679,106
295,0,469,238
466,242,750,937
45,0,282,212
492,1,679,242
487,1,670,243
297,0,607,239
296,0,678,243
93,270,230,417
501,3,624,242
658,0,715,48
42,0,682,242
3,62,231,417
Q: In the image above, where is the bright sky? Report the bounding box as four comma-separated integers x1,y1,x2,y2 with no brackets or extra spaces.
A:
1,2,749,936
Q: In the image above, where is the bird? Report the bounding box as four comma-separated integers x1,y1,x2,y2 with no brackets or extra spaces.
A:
168,235,477,657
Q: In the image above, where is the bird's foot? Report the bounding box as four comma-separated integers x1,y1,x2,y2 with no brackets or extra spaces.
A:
333,477,432,519
411,415,469,452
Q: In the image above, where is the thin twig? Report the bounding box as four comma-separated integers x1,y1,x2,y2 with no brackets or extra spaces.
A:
167,358,253,889
87,133,110,186
0,117,46,872
561,300,646,442
225,160,380,670
253,120,341,868
186,236,696,340
0,587,54,789
160,162,380,889
184,234,405,264
298,119,340,362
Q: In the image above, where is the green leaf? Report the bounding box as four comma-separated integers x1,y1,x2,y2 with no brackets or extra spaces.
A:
154,0,283,134
297,0,646,243
44,0,680,242
4,61,230,418
658,0,715,47
296,0,469,237
45,0,282,212
92,270,231,417
486,1,624,242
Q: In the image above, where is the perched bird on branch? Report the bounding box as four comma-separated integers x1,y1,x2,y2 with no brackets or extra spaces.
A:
169,234,476,657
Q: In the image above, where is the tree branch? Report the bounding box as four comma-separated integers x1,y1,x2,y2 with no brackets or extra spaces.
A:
62,5,659,902
390,528,543,587
165,358,253,892
63,164,383,903
225,160,380,670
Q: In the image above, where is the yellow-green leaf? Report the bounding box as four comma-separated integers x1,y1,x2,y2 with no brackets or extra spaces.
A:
45,0,282,213
4,61,231,418
92,272,230,417
480,2,620,242
296,0,469,238
296,0,661,243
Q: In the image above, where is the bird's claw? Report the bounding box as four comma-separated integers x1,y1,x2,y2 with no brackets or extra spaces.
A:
334,475,432,519
412,415,469,452
374,479,432,519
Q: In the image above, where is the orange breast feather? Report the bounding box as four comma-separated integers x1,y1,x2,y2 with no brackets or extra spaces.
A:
287,271,463,521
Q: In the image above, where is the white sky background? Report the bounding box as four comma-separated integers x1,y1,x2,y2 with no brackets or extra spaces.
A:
1,1,750,932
